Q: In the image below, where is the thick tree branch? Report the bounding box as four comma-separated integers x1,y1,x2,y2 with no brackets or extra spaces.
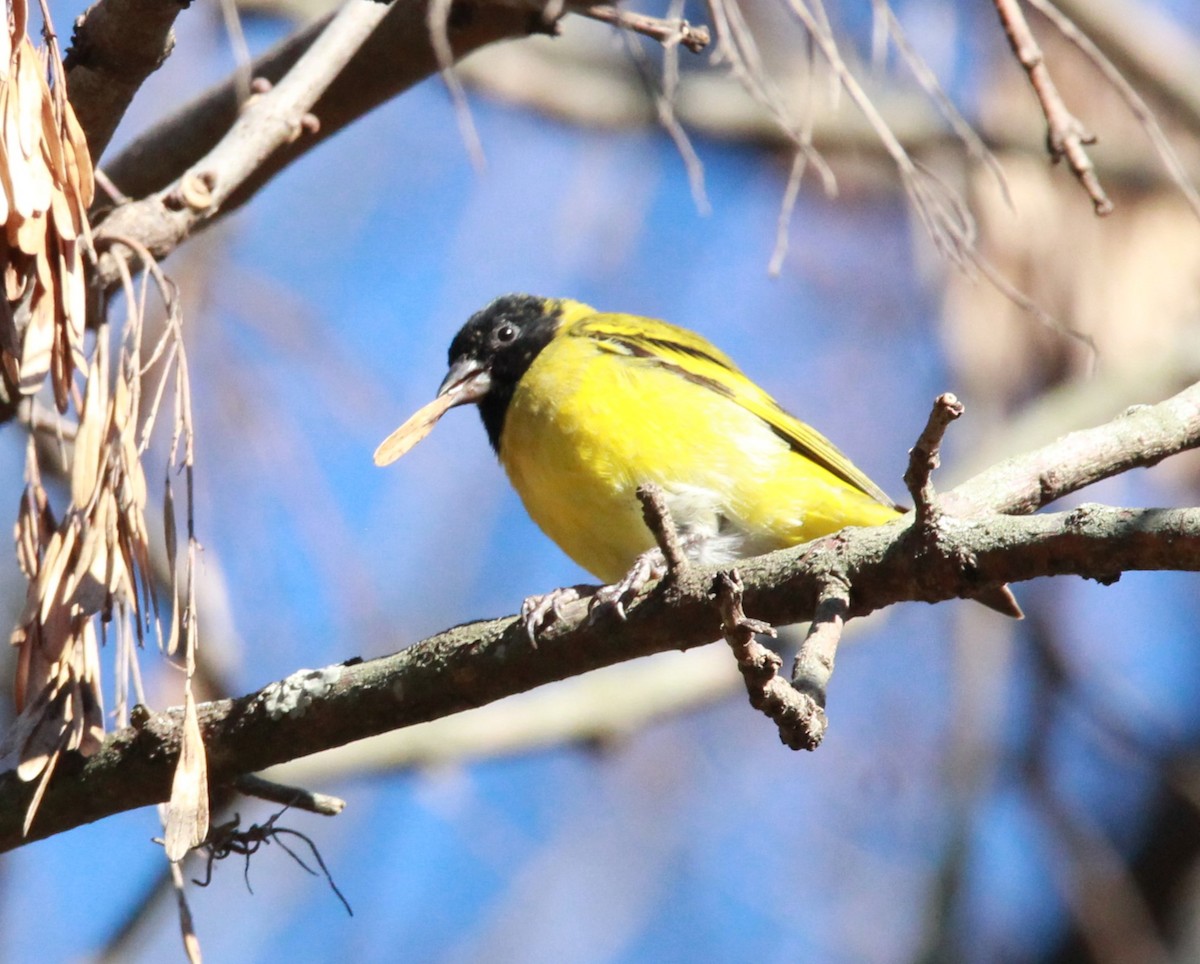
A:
64,0,186,161
92,0,395,286
4,382,1199,849
91,0,545,282
943,381,1200,516
4,502,1200,851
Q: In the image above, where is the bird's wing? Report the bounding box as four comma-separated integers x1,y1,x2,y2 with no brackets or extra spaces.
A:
571,312,901,509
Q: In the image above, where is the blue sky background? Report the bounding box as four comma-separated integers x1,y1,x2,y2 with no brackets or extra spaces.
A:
1,0,1199,961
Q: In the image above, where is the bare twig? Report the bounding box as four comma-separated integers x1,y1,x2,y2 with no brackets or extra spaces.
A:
713,570,827,750
92,0,537,287
790,576,850,710
621,18,710,214
904,392,965,523
704,0,835,200
218,0,255,107
1026,0,1200,222
583,4,711,53
427,0,486,169
167,858,201,964
94,0,392,286
943,380,1200,517
967,246,1099,365
636,483,688,576
904,394,1026,617
871,0,1012,208
232,774,345,817
991,0,1113,215
1055,0,1200,132
768,148,809,276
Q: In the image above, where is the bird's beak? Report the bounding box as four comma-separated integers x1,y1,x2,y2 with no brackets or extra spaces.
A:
374,357,493,467
436,356,492,406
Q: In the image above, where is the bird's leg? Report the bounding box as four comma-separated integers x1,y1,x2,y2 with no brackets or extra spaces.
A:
520,546,671,642
520,586,584,643
521,485,695,640
587,547,668,623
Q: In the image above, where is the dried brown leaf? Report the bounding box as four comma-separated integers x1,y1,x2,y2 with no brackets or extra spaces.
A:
65,498,110,615
61,104,93,209
11,0,27,56
120,517,151,628
10,622,105,834
5,143,51,233
10,213,45,264
15,680,64,780
50,280,69,411
120,419,149,514
163,688,210,862
0,118,10,227
70,335,107,505
166,541,181,656
104,495,136,607
48,181,75,242
30,245,50,296
60,240,85,364
15,41,43,162
34,523,74,626
21,733,61,832
5,258,26,301
163,477,177,584
22,154,52,225
10,621,32,714
77,621,104,755
0,13,10,75
15,471,51,579
167,857,204,964
38,87,65,185
17,284,52,392
2,77,28,218
15,494,39,577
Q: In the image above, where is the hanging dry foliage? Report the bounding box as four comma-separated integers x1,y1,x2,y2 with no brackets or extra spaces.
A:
4,321,159,830
0,0,93,411
0,0,137,834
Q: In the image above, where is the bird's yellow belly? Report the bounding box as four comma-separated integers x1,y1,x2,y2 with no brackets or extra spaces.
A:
498,338,899,582
499,361,663,582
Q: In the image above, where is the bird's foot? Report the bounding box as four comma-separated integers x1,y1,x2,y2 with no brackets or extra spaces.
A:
520,548,668,643
587,548,667,624
520,586,584,643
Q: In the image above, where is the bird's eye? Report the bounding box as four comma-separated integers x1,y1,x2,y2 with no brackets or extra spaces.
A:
495,323,517,345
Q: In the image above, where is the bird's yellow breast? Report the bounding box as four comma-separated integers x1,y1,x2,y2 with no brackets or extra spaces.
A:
497,325,900,582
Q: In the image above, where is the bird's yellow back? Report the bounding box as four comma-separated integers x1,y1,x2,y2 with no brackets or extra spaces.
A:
498,303,902,582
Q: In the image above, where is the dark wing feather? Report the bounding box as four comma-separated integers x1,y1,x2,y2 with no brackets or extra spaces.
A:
568,310,899,509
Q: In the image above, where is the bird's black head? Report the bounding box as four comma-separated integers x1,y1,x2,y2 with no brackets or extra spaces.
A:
440,294,562,451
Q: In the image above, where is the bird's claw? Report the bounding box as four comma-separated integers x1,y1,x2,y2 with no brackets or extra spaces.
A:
520,586,582,644
587,549,667,624
520,549,667,643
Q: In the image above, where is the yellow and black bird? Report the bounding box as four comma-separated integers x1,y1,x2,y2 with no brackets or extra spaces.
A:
375,294,1021,627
